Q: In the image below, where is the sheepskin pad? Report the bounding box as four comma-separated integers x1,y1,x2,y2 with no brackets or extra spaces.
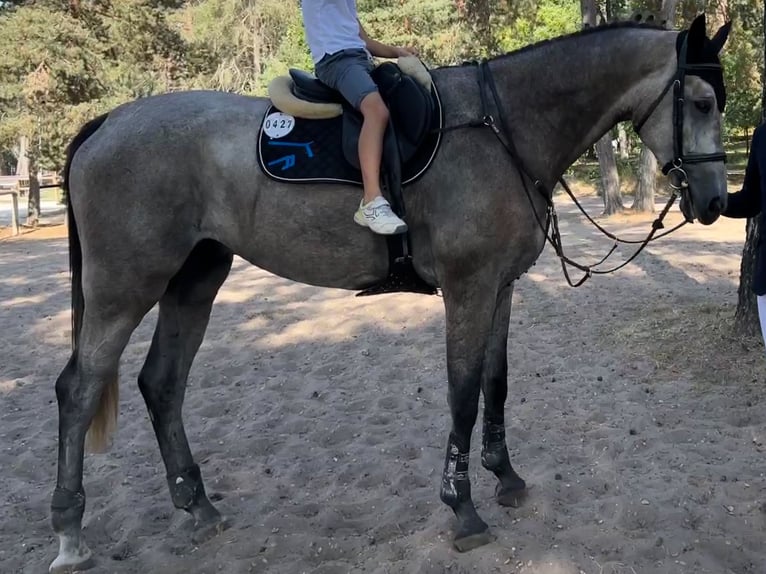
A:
267,76,343,120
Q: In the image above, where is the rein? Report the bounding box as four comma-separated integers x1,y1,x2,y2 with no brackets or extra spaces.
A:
435,33,723,288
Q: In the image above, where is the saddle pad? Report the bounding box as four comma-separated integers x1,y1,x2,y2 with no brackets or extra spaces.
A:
257,88,443,187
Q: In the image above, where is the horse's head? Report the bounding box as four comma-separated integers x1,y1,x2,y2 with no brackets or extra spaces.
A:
634,14,731,225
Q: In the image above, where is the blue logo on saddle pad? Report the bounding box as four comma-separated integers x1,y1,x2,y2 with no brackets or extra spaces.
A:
267,141,315,171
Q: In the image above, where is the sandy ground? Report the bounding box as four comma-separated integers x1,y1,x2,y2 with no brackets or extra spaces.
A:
1,193,765,574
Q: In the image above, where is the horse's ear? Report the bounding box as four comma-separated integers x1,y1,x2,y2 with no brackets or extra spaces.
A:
710,21,732,54
690,12,706,32
687,13,707,52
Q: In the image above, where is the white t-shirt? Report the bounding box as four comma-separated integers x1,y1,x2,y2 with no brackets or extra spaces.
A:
301,0,368,63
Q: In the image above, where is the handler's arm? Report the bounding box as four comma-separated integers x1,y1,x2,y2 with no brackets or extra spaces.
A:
724,129,762,219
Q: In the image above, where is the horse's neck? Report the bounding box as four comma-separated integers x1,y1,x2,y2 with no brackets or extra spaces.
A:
490,28,677,187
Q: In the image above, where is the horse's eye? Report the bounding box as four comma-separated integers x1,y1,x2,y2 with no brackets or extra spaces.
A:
695,100,712,114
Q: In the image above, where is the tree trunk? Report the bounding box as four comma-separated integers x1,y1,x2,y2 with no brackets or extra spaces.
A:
581,0,623,214
617,123,629,159
580,0,597,29
633,0,677,212
735,217,762,336
597,135,624,214
661,0,678,29
26,167,40,227
465,0,495,53
709,0,730,29
733,0,766,335
633,146,657,212
16,135,29,178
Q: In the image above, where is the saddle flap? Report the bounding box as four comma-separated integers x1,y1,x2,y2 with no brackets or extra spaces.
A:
381,121,405,217
371,63,434,162
288,69,344,104
391,76,433,160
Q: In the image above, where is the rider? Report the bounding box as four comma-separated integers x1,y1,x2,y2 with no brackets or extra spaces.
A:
300,0,416,235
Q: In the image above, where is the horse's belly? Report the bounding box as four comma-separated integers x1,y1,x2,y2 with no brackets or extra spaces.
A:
226,185,390,290
240,233,389,290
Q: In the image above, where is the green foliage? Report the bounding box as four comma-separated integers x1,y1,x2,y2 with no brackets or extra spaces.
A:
360,0,469,64
497,0,579,51
0,6,106,171
181,0,311,94
0,1,209,173
720,23,762,135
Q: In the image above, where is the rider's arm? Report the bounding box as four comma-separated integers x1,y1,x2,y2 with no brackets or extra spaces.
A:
357,19,416,58
724,127,762,219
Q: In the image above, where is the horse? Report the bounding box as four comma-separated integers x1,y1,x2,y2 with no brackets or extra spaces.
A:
48,14,730,572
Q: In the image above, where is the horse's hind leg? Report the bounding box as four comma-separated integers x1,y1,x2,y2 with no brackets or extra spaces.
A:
51,299,155,573
479,282,527,507
137,240,233,544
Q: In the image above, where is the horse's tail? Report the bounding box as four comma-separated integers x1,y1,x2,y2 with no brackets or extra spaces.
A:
63,113,115,453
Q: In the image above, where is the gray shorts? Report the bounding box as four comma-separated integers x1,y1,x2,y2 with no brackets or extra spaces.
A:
315,48,378,110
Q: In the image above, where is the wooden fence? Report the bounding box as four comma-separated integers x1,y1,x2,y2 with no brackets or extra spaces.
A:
0,174,61,236
0,190,20,236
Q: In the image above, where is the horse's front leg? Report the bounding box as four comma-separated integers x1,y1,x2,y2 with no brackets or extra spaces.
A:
439,273,502,551
480,281,527,506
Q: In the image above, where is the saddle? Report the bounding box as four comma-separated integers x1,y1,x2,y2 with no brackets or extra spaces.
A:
265,57,442,217
288,62,435,174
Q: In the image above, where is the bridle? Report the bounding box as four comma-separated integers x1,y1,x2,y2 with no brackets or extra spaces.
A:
633,31,727,190
439,30,726,287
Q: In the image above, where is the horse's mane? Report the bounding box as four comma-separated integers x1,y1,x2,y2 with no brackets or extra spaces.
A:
449,21,669,67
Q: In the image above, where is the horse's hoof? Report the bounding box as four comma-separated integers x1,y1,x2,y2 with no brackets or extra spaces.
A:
496,483,527,508
191,515,230,545
453,527,494,552
49,543,94,573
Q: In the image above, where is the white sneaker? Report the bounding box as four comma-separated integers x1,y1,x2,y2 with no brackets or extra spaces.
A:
353,196,408,235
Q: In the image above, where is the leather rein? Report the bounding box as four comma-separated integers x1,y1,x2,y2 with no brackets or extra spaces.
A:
439,33,726,288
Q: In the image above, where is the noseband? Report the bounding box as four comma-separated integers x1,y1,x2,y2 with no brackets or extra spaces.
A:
633,32,727,189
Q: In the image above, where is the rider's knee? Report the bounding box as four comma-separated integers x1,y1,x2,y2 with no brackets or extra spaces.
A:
360,93,389,124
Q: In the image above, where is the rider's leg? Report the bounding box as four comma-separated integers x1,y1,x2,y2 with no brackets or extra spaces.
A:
358,92,389,204
315,48,406,235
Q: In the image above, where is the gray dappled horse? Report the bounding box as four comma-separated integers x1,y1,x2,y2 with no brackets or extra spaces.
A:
49,15,730,572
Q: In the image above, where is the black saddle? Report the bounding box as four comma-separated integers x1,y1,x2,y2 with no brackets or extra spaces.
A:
288,62,437,217
289,69,345,104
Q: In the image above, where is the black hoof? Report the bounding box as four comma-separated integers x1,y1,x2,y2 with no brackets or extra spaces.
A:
496,482,527,508
453,527,493,552
191,515,230,545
